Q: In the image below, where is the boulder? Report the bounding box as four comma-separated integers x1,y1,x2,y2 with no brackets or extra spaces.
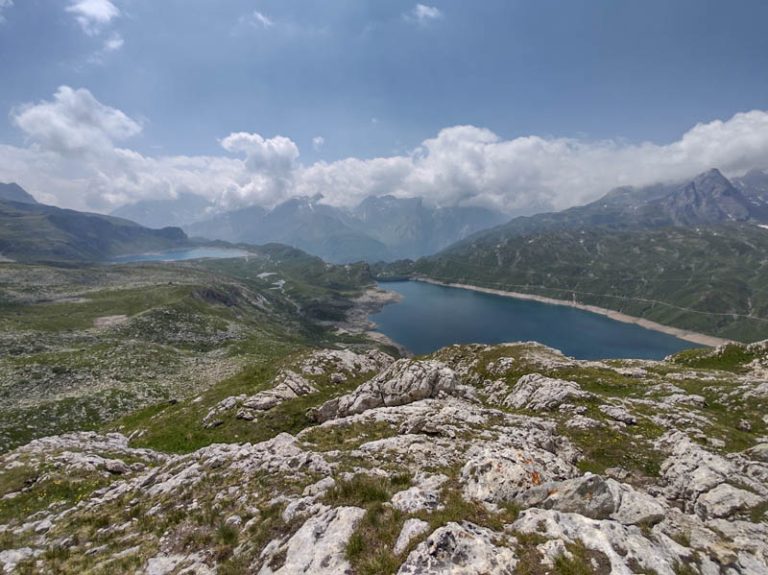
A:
694,483,764,520
513,509,693,575
503,373,590,411
309,360,457,422
514,474,666,526
397,522,516,574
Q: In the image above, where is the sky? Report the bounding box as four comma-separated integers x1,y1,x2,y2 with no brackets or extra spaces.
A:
0,0,768,214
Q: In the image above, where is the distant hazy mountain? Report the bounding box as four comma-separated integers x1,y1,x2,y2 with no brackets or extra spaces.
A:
352,195,508,260
0,184,188,262
0,182,38,204
186,194,506,263
111,193,214,229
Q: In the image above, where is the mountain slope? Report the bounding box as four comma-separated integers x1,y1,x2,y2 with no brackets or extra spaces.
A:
0,195,188,263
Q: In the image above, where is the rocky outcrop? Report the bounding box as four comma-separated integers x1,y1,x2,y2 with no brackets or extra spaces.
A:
309,359,457,422
397,522,517,575
502,373,590,410
203,349,394,426
258,506,365,575
514,473,666,525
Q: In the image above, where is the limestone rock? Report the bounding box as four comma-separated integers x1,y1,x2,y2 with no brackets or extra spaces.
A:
599,404,638,425
397,522,517,574
514,474,666,526
1,548,38,574
258,506,365,575
513,509,693,575
391,473,448,513
309,359,457,422
394,519,430,555
461,440,577,504
503,373,590,411
694,483,763,520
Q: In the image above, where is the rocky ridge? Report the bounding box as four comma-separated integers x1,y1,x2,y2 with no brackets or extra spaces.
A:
1,341,768,573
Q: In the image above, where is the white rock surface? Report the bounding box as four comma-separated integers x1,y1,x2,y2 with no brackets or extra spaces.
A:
391,473,448,513
503,373,590,411
394,519,431,555
397,522,517,575
310,359,457,422
258,506,365,575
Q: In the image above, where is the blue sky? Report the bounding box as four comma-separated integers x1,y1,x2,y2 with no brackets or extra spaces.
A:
1,0,768,212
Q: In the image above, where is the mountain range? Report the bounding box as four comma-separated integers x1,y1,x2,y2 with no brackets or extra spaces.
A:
116,194,508,263
451,168,768,243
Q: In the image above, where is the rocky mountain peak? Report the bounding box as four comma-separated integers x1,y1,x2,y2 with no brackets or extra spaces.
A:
660,168,753,224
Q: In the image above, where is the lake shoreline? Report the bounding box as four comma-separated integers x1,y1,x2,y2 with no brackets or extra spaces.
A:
412,277,733,348
333,286,412,356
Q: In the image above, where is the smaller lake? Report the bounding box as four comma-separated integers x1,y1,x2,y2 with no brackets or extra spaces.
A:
371,281,696,360
112,247,251,263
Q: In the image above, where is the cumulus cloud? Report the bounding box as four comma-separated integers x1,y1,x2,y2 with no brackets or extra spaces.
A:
404,4,443,26
221,132,299,173
12,86,141,157
3,86,768,215
66,0,120,35
312,136,325,151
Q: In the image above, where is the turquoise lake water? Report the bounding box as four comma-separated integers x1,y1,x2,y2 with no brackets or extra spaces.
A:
370,281,696,360
111,247,250,263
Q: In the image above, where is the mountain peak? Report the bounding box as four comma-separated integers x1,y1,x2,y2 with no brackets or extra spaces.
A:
692,168,730,187
0,182,38,205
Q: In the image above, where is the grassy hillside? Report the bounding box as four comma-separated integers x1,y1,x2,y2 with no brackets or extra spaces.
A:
404,224,768,342
0,199,188,263
0,246,377,452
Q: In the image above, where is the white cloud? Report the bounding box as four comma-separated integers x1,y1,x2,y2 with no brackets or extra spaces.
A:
0,0,13,24
404,4,443,26
3,86,768,216
12,86,141,156
240,10,274,30
221,132,299,173
103,33,124,52
312,136,325,151
66,0,120,35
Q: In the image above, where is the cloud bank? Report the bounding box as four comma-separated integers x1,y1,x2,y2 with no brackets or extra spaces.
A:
2,86,768,213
